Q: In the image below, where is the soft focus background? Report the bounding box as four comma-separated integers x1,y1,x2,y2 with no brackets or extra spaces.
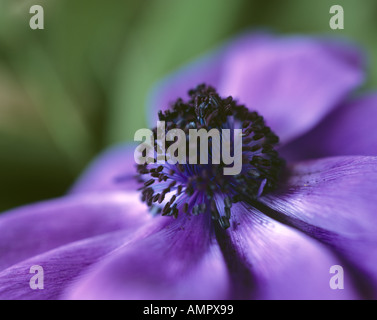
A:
0,0,376,212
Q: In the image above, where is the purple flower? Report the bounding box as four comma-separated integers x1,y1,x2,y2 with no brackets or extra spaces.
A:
1,33,377,300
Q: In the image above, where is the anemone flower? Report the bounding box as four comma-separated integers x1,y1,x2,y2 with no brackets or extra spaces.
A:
1,33,377,300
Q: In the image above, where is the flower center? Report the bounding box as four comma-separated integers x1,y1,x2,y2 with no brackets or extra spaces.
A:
136,84,284,229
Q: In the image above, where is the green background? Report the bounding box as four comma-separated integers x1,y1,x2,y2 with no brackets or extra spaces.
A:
0,0,376,212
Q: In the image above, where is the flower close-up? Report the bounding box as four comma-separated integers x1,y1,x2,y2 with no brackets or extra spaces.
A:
1,31,377,301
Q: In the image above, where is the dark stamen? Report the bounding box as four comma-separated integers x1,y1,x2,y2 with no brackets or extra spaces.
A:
135,84,284,230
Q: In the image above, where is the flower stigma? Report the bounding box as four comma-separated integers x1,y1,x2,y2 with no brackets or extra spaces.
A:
135,84,284,229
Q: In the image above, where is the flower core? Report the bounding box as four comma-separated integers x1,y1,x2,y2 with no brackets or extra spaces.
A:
136,84,284,229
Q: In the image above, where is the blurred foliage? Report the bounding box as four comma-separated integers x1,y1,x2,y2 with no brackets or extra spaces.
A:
0,0,376,211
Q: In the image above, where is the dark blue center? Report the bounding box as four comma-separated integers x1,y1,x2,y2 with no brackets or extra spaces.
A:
136,84,284,229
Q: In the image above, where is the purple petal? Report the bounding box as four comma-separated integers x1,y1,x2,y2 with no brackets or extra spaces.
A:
149,34,364,144
260,156,377,297
71,143,140,194
0,230,131,300
280,93,377,160
0,191,151,272
217,202,358,300
63,214,231,300
219,36,364,143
